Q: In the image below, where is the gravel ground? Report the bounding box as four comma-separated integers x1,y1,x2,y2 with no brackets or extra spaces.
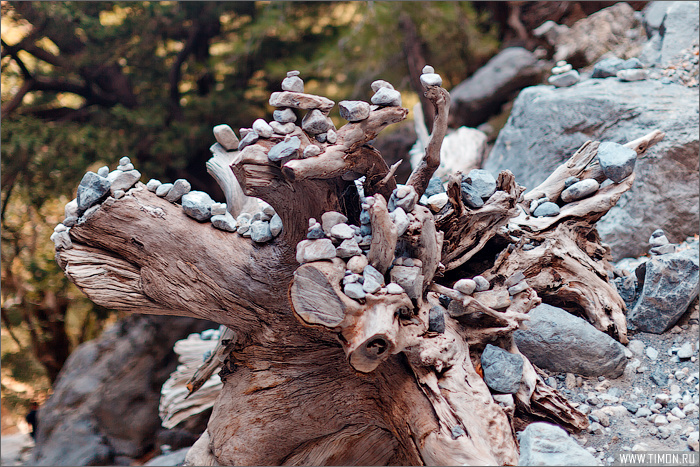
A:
539,299,700,464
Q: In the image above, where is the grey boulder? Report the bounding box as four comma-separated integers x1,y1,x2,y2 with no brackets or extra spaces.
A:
513,303,627,378
628,246,699,333
77,172,111,214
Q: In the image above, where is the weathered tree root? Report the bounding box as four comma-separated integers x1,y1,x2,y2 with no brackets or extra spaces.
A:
54,67,664,465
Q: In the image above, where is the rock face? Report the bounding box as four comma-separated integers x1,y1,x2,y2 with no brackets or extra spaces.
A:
628,245,699,333
449,47,546,128
30,315,212,466
485,78,699,260
517,422,601,466
640,1,699,67
513,304,627,378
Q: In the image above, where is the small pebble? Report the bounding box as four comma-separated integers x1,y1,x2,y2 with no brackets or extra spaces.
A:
156,183,173,197
146,179,162,192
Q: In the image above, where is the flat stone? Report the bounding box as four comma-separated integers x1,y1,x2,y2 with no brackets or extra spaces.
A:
269,214,283,237
427,193,449,212
650,244,676,255
268,136,301,162
252,119,273,139
281,75,304,93
628,247,699,333
592,57,626,78
371,87,402,107
428,306,445,333
514,303,627,378
533,201,560,217
164,179,191,203
213,124,239,151
597,141,637,183
560,179,599,203
77,172,111,214
296,238,336,264
460,181,484,209
330,223,354,241
551,64,573,75
303,145,321,158
339,101,372,123
548,69,580,87
237,131,259,151
420,73,442,87
108,169,141,195
270,121,295,135
370,80,394,92
617,69,648,82
273,108,297,123
344,282,366,300
301,109,331,135
481,344,523,393
363,264,385,287
508,281,529,295
269,91,335,113
336,238,362,258
146,179,161,192
454,279,476,295
386,283,404,295
473,276,490,292
505,272,526,288
321,211,348,236
156,183,173,197
211,212,237,232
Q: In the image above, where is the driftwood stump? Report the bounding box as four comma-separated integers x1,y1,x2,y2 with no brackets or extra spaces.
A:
54,68,663,465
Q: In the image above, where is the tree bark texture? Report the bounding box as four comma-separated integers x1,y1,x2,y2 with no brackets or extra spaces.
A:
54,73,663,465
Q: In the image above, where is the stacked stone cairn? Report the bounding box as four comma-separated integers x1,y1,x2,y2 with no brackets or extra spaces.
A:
548,60,580,88
526,140,638,218
52,156,143,250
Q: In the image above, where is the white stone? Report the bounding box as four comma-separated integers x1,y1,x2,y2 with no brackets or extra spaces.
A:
303,145,321,158
454,279,476,295
252,119,273,139
65,198,79,219
347,255,368,274
211,212,237,232
386,283,404,295
390,207,409,236
296,239,336,264
270,214,283,237
330,223,354,240
146,179,162,192
427,192,449,212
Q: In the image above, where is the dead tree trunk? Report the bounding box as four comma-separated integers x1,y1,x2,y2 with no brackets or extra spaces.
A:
54,68,663,465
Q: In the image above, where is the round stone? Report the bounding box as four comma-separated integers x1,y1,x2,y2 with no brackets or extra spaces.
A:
422,65,434,74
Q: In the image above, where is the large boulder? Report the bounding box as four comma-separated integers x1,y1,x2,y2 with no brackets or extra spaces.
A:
485,78,698,260
448,47,547,128
628,244,699,333
31,315,213,466
517,422,601,466
513,304,627,378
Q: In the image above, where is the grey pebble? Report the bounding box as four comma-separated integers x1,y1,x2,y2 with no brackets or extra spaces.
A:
211,212,237,232
250,220,273,243
533,201,560,218
181,191,214,222
156,183,173,197
165,179,191,203
302,109,331,135
270,214,283,237
339,100,371,122
560,179,599,203
268,136,301,162
146,179,162,192
213,124,239,151
273,108,297,123
344,282,366,300
371,87,402,107
370,80,394,92
252,119,273,139
597,141,636,183
548,69,580,87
